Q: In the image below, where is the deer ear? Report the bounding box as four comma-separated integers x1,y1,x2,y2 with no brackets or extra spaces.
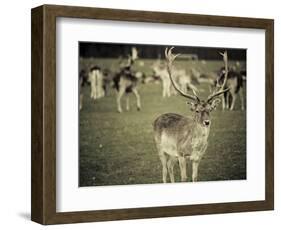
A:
187,101,196,111
210,98,221,110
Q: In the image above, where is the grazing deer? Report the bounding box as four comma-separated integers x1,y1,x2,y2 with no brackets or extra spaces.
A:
191,67,217,85
114,47,141,113
152,60,199,98
153,47,229,183
216,68,245,111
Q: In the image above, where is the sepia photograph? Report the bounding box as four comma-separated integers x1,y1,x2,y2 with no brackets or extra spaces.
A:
79,42,247,187
30,4,273,224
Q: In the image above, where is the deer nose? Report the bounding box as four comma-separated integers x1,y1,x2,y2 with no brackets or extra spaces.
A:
203,120,210,126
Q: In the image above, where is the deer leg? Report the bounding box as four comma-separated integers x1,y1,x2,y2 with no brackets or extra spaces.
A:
163,80,168,98
167,156,177,183
90,84,94,99
178,156,187,182
116,86,126,113
94,79,98,100
167,81,171,97
159,153,168,183
230,92,237,111
126,94,130,111
132,88,141,111
221,94,226,110
99,80,105,98
97,85,102,98
162,81,166,98
96,83,100,99
225,92,230,110
79,94,83,110
192,160,200,182
239,88,245,111
209,85,213,94
171,84,176,96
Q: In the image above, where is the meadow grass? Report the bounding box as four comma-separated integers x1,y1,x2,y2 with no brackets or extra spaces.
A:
79,64,246,186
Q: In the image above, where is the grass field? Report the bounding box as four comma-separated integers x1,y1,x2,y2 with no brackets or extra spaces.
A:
79,59,246,187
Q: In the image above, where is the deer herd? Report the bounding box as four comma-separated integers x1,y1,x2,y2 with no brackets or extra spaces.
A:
80,46,246,183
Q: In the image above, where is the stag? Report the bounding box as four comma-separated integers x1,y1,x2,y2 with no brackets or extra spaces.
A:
153,47,229,183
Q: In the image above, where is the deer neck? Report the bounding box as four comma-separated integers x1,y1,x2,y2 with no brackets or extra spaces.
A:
178,117,210,159
192,118,210,140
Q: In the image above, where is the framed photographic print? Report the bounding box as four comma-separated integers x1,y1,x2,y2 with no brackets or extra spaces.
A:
31,4,274,225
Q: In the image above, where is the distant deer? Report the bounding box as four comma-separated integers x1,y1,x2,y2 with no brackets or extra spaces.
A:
152,61,172,98
152,60,199,98
88,66,105,101
216,67,245,111
113,47,141,113
153,47,229,183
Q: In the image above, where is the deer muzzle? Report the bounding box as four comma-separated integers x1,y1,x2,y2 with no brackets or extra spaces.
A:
203,120,210,126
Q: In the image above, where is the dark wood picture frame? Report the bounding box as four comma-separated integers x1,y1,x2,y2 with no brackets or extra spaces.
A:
31,4,274,225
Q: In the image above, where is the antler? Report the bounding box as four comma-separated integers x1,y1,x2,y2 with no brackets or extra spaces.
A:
207,51,229,102
165,47,200,101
